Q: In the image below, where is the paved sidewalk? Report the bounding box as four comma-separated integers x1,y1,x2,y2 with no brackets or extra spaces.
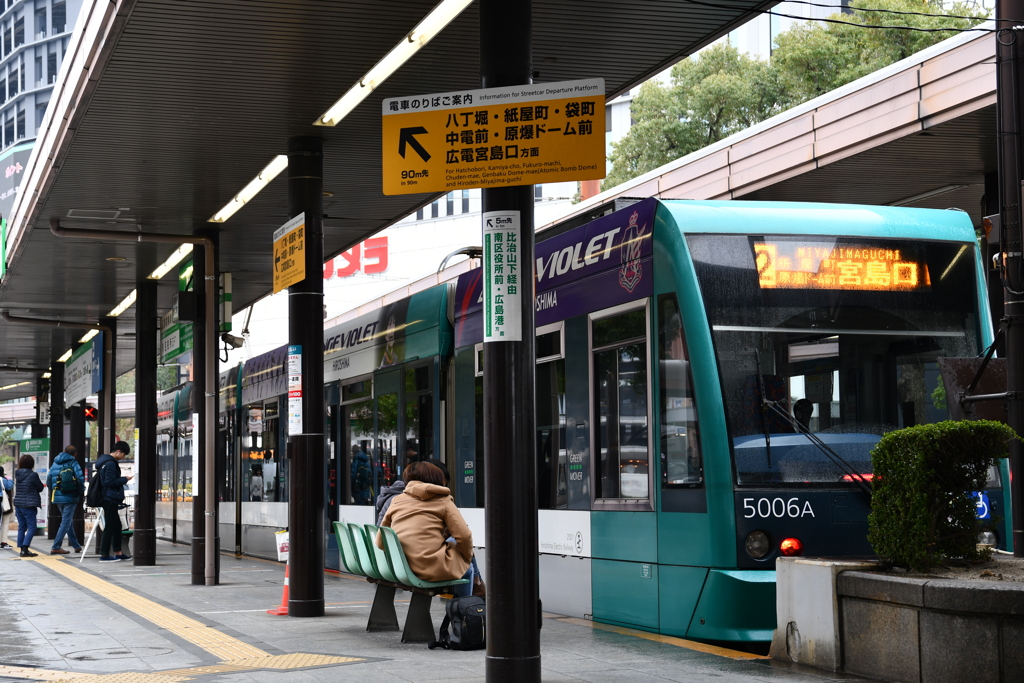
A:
1,538,869,683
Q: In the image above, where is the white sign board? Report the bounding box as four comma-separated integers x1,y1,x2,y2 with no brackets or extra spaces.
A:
287,345,303,435
482,210,522,342
64,333,103,406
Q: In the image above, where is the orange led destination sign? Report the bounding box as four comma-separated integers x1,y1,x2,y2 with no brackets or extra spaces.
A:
753,242,930,291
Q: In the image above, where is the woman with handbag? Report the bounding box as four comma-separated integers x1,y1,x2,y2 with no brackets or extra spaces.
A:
0,465,14,549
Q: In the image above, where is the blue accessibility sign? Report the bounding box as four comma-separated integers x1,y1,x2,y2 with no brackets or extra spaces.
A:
973,491,991,520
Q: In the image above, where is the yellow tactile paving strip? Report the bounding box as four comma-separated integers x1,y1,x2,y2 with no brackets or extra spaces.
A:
11,556,366,683
555,617,770,661
31,555,268,661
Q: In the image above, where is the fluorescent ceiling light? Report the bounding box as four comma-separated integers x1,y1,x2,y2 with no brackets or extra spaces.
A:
79,329,98,344
42,372,51,378
208,155,289,223
148,243,194,280
0,381,30,391
57,349,72,363
108,289,138,317
314,0,474,126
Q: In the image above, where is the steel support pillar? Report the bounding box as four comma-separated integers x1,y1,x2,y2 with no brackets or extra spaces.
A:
996,0,1024,556
99,316,116,455
480,1,540,679
191,245,220,584
286,136,325,618
135,280,158,565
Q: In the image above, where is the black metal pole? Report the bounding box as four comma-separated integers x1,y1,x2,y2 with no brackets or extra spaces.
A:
287,136,325,618
68,398,87,545
99,316,116,455
135,280,158,565
997,0,1024,557
480,1,540,679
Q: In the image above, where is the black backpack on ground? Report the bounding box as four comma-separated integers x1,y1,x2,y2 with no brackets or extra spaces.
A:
429,596,486,651
85,463,106,507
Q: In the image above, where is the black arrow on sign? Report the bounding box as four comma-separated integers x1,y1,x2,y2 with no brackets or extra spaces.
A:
398,126,431,162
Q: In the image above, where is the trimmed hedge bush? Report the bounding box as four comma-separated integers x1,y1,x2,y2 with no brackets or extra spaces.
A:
867,420,1015,570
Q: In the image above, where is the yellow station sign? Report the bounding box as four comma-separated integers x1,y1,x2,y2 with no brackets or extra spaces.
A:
382,78,605,195
273,212,306,294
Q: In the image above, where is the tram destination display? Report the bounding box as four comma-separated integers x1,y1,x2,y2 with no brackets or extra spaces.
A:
754,240,930,292
381,78,606,195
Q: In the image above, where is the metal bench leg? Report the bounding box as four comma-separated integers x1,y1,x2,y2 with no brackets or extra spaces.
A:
367,584,400,632
401,591,435,643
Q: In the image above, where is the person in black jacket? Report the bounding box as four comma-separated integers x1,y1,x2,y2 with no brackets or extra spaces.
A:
13,454,45,557
95,441,133,562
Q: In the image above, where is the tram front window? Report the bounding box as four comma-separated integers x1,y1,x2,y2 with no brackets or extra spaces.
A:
688,234,980,487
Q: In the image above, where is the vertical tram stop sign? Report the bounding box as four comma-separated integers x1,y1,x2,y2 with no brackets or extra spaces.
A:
380,78,606,195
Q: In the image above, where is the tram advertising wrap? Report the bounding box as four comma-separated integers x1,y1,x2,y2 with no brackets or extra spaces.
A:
187,199,1004,646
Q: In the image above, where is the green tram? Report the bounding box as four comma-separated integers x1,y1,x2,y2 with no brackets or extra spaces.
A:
157,198,1009,644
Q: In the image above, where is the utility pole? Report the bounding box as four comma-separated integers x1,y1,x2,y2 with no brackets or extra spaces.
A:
480,0,541,680
996,0,1024,556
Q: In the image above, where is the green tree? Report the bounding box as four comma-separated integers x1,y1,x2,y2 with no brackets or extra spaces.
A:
603,0,988,190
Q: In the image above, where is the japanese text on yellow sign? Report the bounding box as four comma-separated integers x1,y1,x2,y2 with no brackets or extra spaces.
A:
381,78,605,195
754,241,929,292
273,213,306,294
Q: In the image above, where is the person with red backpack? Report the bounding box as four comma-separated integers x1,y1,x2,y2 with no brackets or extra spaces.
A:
46,445,84,555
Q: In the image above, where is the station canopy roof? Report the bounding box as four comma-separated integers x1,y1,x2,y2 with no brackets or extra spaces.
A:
0,0,781,398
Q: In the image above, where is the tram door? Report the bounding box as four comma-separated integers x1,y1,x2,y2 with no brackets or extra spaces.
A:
375,369,400,496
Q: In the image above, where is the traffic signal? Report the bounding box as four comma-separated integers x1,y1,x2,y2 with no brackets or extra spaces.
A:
83,406,98,421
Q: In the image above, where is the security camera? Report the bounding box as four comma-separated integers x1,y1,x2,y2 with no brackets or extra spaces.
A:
221,333,245,349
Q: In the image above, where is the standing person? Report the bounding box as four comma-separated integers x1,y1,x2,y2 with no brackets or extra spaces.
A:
13,455,45,557
0,465,14,548
350,443,371,505
46,445,84,554
249,465,264,502
96,441,133,562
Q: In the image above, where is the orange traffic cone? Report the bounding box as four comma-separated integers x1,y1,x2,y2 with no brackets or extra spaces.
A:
268,564,289,615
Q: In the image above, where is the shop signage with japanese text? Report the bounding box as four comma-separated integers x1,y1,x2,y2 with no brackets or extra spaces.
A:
381,78,605,195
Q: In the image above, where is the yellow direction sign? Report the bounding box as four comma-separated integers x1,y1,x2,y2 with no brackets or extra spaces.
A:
382,78,605,195
273,213,306,294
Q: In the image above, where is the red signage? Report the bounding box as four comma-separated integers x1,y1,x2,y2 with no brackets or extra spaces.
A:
324,237,389,280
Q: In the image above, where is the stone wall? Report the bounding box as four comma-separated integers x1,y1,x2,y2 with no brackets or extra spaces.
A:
837,571,1024,683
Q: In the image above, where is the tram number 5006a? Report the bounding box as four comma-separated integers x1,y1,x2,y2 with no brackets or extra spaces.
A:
742,497,815,519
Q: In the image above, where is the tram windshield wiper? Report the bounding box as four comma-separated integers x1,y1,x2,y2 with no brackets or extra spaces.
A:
759,398,874,497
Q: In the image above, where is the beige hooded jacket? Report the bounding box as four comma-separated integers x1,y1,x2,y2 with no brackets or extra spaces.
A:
376,480,473,582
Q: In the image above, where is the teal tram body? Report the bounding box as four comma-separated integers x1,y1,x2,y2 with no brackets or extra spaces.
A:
154,198,1009,645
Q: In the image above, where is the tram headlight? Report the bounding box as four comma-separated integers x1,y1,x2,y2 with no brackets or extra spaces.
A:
780,537,804,557
745,530,771,559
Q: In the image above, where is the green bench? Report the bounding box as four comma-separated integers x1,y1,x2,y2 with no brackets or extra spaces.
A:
333,521,469,643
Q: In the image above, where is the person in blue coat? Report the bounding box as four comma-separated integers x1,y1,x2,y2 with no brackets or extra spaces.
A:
46,445,85,554
95,441,133,562
13,454,45,557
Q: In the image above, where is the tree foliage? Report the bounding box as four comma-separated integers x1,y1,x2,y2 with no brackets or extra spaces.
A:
603,0,988,190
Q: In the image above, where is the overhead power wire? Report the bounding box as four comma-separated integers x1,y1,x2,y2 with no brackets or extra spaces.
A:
768,0,1003,24
680,0,1002,34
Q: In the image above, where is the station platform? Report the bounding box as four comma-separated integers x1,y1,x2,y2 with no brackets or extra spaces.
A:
1,540,866,683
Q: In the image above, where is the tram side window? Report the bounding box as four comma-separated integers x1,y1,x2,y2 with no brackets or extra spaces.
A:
343,379,374,506
404,364,434,464
537,327,568,510
244,403,284,503
658,294,703,487
593,307,650,500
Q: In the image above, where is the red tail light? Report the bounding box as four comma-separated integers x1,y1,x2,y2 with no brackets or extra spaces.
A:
780,537,803,556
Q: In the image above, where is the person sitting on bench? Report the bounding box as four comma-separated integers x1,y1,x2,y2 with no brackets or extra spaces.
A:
376,461,473,584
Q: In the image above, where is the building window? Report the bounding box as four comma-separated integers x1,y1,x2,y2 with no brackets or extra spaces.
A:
4,27,11,56
535,185,543,201
446,192,453,215
35,101,46,133
53,2,66,34
14,16,23,48
0,79,5,103
20,61,25,91
8,74,16,98
415,208,423,221
16,108,25,139
462,189,469,213
34,55,41,84
35,8,46,39
4,116,13,148
47,52,56,83
430,201,438,219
